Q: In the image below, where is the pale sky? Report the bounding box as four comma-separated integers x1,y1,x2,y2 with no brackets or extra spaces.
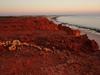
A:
0,0,100,15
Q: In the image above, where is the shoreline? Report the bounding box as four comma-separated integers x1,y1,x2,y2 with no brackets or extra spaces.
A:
51,16,100,48
0,16,100,75
80,29,100,48
52,16,100,33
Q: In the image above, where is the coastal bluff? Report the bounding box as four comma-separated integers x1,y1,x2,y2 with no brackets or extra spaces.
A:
0,16,100,75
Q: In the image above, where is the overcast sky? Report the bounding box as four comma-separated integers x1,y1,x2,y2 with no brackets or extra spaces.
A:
0,0,100,15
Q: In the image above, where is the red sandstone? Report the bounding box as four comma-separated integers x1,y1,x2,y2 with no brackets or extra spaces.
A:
0,16,100,75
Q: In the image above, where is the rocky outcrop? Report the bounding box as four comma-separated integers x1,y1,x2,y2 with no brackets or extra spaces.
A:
0,16,100,75
58,24,80,36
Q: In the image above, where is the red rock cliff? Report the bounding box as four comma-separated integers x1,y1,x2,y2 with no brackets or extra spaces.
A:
0,16,99,75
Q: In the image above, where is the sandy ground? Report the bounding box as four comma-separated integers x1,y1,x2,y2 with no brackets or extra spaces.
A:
80,29,100,49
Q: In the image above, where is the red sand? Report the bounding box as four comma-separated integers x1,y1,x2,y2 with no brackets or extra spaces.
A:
0,16,100,75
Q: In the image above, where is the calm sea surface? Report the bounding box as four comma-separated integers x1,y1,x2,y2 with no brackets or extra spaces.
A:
57,16,100,30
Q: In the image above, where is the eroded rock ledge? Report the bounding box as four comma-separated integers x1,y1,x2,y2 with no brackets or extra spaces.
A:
0,16,100,75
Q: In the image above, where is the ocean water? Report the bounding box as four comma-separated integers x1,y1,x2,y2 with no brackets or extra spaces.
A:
57,16,100,33
56,15,100,47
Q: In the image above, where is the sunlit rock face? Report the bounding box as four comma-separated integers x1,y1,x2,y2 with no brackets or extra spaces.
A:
73,30,80,37
57,24,81,36
0,16,100,75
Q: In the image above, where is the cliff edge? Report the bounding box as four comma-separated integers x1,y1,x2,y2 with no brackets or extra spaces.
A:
0,16,100,75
